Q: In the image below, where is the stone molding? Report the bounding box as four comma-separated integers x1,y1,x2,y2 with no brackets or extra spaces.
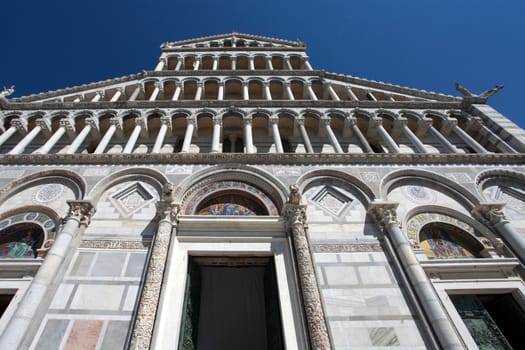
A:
66,200,95,226
283,202,331,350
0,152,522,166
79,240,151,249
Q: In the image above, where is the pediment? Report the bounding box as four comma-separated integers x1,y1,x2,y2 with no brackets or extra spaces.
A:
162,33,305,50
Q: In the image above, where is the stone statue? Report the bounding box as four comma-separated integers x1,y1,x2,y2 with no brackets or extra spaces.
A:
0,85,14,98
288,184,302,205
455,82,504,99
162,182,175,203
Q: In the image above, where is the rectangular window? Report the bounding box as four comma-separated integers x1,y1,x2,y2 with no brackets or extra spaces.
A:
178,257,284,350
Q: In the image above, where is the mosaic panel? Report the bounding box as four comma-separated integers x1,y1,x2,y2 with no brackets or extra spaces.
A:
406,212,476,241
0,222,44,258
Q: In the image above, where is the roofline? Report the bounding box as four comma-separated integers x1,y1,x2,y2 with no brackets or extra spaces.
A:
162,32,306,48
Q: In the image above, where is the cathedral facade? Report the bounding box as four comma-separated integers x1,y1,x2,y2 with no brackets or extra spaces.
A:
0,33,524,349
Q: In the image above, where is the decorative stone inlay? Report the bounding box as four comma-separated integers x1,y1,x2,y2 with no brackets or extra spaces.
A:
403,185,435,203
360,171,380,182
312,242,382,253
312,186,351,217
283,197,331,350
110,182,155,217
33,183,65,203
79,239,150,249
369,327,400,346
492,186,525,213
448,172,472,183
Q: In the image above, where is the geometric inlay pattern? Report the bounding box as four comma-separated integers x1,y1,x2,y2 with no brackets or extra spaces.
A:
110,182,155,217
311,186,351,217
402,185,435,203
33,183,65,203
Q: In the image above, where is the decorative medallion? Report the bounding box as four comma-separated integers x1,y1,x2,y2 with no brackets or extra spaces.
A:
34,184,65,203
403,185,435,203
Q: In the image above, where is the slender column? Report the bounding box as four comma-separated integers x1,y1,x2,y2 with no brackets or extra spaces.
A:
0,125,18,148
368,202,464,350
296,118,314,153
193,57,201,70
475,121,517,153
283,188,331,349
231,56,236,70
129,84,143,101
0,201,95,350
400,120,428,153
348,116,373,153
171,83,182,101
242,82,249,100
303,58,313,70
264,82,272,100
248,56,255,70
35,121,68,154
181,117,196,153
73,96,82,103
243,116,254,153
149,82,162,101
326,83,340,101
212,56,219,70
91,91,104,102
174,58,183,71
473,203,525,264
67,120,95,154
270,116,284,153
284,56,293,70
374,117,400,153
94,117,121,154
194,82,203,101
322,118,343,153
228,134,238,153
123,116,146,154
366,91,378,101
211,116,222,153
110,88,123,102
448,119,488,153
129,196,179,350
346,86,359,101
151,116,171,154
266,56,274,70
217,82,224,100
305,83,318,100
427,123,458,153
284,82,295,100
9,118,50,155
155,58,166,71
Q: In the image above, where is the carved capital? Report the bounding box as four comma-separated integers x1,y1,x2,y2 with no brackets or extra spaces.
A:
295,117,305,126
472,203,507,226
321,117,332,126
67,200,96,226
85,117,100,131
155,201,180,224
11,118,28,133
242,116,252,126
159,115,172,128
368,202,401,228
135,116,147,128
35,118,52,135
282,203,307,229
186,116,197,126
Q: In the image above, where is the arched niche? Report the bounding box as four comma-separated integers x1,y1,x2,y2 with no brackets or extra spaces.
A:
406,212,491,259
182,180,279,216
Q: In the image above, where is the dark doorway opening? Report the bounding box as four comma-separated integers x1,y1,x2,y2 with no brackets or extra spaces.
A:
0,293,14,318
178,257,284,350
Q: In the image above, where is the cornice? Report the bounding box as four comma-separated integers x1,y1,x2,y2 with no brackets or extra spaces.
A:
0,153,523,166
163,32,305,48
1,100,463,111
162,47,306,53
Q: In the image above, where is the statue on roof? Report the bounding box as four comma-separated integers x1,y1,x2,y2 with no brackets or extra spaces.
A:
455,82,504,99
0,85,14,99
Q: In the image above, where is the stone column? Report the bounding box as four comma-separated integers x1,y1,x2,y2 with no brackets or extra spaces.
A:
149,82,162,101
110,88,123,102
91,91,104,102
473,203,525,264
34,119,68,154
194,82,203,101
283,196,331,350
217,82,224,100
325,83,340,101
231,56,237,70
242,82,250,100
155,58,166,71
368,202,464,350
266,56,274,70
0,201,95,350
174,58,183,71
9,118,51,155
212,56,219,70
67,119,96,154
475,121,517,153
264,82,272,100
448,119,488,153
151,116,171,154
374,117,400,153
171,83,182,101
129,84,143,101
181,117,196,153
193,57,201,70
399,119,428,153
228,134,238,153
243,116,254,153
270,116,284,153
296,117,314,153
284,82,295,101
346,87,359,101
248,56,255,70
322,117,343,153
211,115,222,153
94,117,122,154
0,125,19,148
284,56,293,70
129,199,179,350
302,58,313,70
426,121,458,153
305,83,318,101
123,115,146,154
348,116,373,153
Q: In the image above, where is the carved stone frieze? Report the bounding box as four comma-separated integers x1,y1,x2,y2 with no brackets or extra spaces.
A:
79,239,151,249
312,242,383,253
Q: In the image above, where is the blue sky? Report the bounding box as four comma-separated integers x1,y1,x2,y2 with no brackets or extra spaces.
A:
1,1,523,127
